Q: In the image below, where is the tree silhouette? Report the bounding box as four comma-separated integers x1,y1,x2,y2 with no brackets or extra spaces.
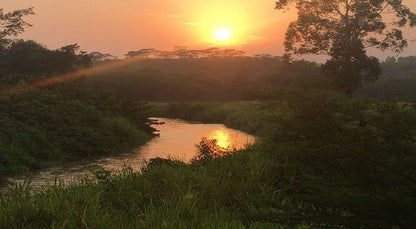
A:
276,0,416,94
0,7,34,71
88,52,117,63
1,40,92,77
55,44,91,70
0,8,34,42
125,47,247,59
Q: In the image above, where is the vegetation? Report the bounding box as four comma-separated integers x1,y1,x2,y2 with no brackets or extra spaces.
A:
0,83,154,185
359,56,416,99
66,55,415,101
0,9,154,185
126,47,246,59
1,94,415,228
79,56,323,101
0,7,34,42
276,0,416,94
0,40,91,81
0,3,415,228
0,25,154,184
0,41,415,226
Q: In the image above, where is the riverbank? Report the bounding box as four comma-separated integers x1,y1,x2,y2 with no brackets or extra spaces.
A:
0,86,154,186
1,94,415,228
4,118,255,188
146,101,282,137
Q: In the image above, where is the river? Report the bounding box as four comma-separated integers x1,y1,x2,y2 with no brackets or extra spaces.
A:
7,117,255,188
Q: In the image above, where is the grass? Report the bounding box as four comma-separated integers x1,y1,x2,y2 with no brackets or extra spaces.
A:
1,92,415,227
146,101,288,137
2,139,413,228
0,143,322,228
0,88,153,186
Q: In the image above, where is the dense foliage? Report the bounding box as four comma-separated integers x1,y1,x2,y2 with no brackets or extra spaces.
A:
0,83,154,184
73,56,416,101
276,0,416,94
359,56,416,99
80,57,324,101
0,40,91,84
0,4,415,228
0,7,34,42
0,40,154,184
1,95,415,228
0,52,414,227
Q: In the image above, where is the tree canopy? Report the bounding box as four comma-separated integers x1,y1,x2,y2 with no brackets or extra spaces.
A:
0,40,91,83
126,47,246,59
0,7,34,42
276,0,416,94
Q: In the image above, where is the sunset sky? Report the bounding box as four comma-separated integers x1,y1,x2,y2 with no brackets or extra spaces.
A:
3,0,416,59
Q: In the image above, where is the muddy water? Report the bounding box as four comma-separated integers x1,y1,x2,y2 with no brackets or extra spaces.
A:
7,118,255,188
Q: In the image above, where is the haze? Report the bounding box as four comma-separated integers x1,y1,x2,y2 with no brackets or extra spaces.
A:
3,0,416,58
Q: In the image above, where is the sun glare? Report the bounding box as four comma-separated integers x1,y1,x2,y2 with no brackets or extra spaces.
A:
214,28,232,42
209,129,232,149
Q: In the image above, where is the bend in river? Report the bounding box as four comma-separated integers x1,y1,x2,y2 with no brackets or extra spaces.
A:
7,118,256,188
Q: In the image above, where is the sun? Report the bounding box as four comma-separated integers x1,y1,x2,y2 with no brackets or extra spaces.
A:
214,28,232,42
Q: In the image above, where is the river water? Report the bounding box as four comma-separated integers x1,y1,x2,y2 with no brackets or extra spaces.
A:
7,118,255,188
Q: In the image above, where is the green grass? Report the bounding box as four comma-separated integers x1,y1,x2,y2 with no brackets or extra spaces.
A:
147,101,288,137
0,88,153,185
1,93,415,228
2,139,413,227
0,143,335,228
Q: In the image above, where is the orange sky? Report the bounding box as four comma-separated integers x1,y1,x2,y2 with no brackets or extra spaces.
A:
2,0,416,59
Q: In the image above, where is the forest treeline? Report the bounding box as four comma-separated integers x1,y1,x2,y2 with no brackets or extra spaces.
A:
83,54,416,101
125,47,246,59
1,2,416,227
0,40,91,85
0,37,415,184
1,38,414,101
0,40,156,185
360,56,416,99
0,39,414,227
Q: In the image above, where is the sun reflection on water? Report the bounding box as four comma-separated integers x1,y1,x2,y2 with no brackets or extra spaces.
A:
208,129,233,150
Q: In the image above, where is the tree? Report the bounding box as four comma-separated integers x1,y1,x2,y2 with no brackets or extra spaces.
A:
54,44,91,70
88,52,117,63
5,40,51,74
276,0,416,94
0,8,34,43
126,48,157,58
1,40,92,78
0,8,34,71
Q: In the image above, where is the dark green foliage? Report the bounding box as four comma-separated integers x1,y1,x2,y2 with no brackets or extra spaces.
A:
2,94,415,227
0,89,415,227
276,0,416,94
66,55,415,102
0,40,91,80
0,83,153,184
80,57,323,102
146,94,416,227
0,46,414,226
322,42,382,94
191,138,232,165
359,56,416,100
1,3,414,228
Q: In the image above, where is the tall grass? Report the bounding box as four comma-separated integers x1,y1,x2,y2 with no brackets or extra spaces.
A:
1,92,415,227
0,88,153,185
0,143,320,228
